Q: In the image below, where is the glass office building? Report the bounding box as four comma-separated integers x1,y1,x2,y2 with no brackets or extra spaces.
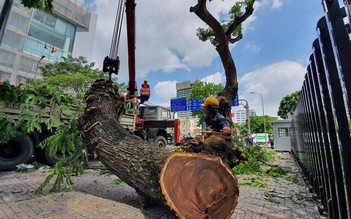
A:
0,0,97,84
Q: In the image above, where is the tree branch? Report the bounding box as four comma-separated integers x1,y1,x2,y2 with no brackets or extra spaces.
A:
225,6,254,39
190,0,227,44
228,34,243,44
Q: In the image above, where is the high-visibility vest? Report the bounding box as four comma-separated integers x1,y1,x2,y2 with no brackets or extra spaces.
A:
140,87,150,98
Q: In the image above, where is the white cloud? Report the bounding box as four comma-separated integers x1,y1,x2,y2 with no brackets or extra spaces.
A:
150,60,305,115
271,0,283,9
255,0,284,10
90,0,261,81
245,41,261,53
154,80,177,102
238,60,305,117
201,72,224,85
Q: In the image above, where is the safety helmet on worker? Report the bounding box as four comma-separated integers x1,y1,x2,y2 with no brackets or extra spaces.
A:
144,79,148,82
202,96,219,108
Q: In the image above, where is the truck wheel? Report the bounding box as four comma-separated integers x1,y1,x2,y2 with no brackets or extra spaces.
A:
155,136,167,148
44,144,80,166
0,132,34,171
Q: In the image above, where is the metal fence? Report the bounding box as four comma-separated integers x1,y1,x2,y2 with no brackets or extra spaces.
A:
290,0,351,218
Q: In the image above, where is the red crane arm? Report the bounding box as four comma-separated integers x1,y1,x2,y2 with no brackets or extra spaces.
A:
125,0,137,99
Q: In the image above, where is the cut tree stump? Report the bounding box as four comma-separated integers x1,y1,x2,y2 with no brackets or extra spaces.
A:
161,153,239,219
78,79,244,218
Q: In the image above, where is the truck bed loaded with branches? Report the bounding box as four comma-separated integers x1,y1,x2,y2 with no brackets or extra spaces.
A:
0,81,85,170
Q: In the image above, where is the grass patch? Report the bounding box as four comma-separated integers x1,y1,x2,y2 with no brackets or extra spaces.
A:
233,145,277,176
232,143,307,189
234,157,264,175
112,178,123,185
266,167,288,177
239,177,268,188
284,174,305,186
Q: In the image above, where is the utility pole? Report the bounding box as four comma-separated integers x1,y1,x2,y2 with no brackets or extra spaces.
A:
0,0,14,44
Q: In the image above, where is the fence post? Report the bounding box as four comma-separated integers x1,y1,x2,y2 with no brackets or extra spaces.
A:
310,42,339,218
317,14,351,216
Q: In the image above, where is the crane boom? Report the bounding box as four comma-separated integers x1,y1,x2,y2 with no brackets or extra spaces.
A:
104,0,149,103
125,0,137,99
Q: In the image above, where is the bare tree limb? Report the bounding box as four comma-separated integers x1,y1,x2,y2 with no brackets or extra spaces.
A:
226,6,254,37
228,34,243,44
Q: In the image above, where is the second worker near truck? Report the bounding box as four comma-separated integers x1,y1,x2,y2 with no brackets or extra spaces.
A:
202,96,232,135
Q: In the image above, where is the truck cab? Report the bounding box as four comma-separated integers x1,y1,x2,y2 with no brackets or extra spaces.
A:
134,105,175,147
138,105,173,120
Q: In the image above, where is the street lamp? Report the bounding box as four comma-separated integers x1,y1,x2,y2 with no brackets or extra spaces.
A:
250,91,267,144
35,55,46,79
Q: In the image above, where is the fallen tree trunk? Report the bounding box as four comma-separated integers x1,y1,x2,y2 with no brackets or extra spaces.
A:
78,80,245,218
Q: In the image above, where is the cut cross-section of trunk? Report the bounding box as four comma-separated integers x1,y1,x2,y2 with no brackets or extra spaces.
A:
160,152,239,219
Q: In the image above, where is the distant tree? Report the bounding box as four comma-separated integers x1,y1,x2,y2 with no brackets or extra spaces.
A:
191,0,255,128
250,115,277,134
188,80,224,124
277,90,301,119
39,56,107,95
235,123,248,136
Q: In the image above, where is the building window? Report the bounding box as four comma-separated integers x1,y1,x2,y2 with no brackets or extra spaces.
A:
0,71,11,82
8,11,30,31
25,10,76,62
3,30,25,49
0,49,16,68
55,17,67,34
33,10,56,29
44,14,56,29
66,23,76,38
278,127,289,137
19,56,37,74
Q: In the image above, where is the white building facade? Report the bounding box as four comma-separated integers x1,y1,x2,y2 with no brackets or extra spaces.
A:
0,0,97,84
231,107,256,125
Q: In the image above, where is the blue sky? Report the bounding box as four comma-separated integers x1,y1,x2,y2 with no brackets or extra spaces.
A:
85,0,327,117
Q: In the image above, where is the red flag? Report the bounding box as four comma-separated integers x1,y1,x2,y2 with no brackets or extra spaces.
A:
51,47,57,54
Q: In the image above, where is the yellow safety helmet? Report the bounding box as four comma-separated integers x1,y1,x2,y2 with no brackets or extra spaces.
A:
201,96,219,108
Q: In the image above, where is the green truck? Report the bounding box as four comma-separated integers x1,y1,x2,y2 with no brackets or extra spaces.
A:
0,101,176,171
0,101,78,171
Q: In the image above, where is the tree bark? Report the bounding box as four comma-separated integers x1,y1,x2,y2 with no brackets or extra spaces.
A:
78,80,244,218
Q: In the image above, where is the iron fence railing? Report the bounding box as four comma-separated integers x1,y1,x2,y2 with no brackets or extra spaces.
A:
290,0,351,218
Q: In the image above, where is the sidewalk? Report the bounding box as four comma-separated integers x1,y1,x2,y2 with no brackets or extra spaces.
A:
0,152,322,219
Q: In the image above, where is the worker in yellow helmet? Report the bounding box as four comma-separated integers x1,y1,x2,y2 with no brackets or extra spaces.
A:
202,96,232,135
142,79,150,88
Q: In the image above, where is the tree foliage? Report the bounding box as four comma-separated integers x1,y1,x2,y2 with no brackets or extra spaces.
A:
249,115,277,134
40,56,107,95
196,0,254,46
188,80,224,124
0,56,125,191
277,90,301,119
21,0,53,12
0,80,77,144
235,123,248,136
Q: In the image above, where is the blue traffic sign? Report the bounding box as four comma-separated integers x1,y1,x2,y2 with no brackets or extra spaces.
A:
189,99,202,111
170,97,187,112
232,94,239,106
